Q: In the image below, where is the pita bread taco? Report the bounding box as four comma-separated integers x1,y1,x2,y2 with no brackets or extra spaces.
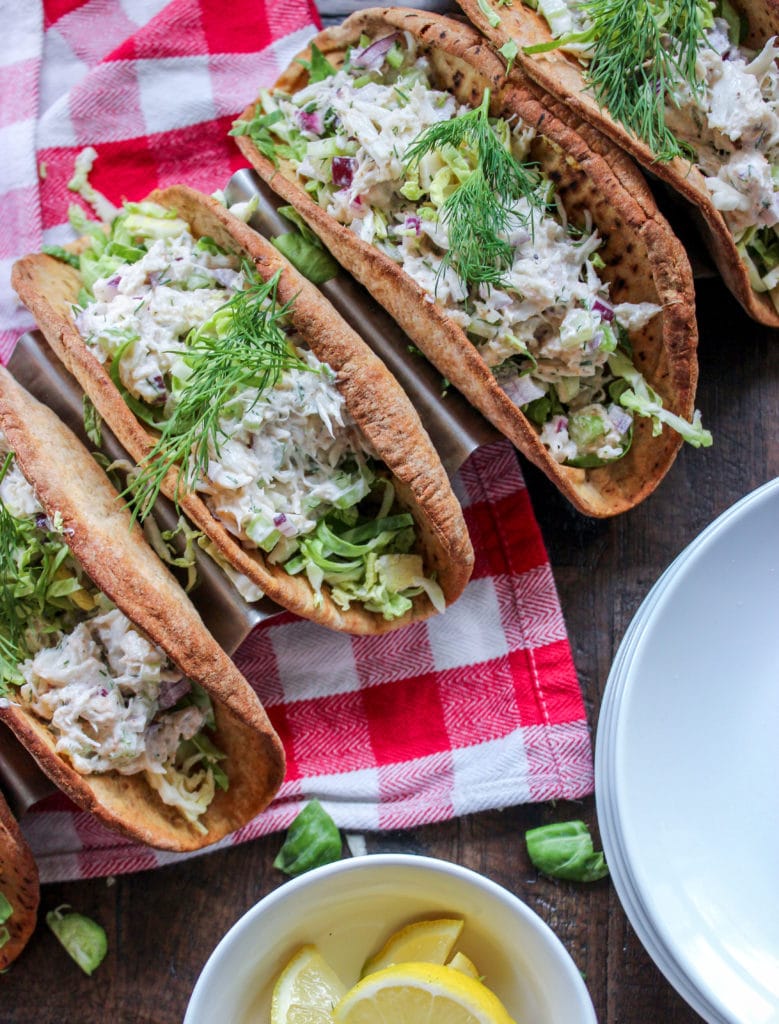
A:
0,367,284,852
230,7,711,518
12,185,473,631
0,790,39,970
457,0,779,326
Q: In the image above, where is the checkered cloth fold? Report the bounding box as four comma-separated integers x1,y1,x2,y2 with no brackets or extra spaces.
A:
0,0,592,884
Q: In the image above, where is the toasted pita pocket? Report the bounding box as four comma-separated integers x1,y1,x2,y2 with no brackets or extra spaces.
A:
12,187,472,632
0,367,284,852
457,0,779,327
0,791,39,970
232,8,703,517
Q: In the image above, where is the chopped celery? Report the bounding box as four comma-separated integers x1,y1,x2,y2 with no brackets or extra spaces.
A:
569,412,606,448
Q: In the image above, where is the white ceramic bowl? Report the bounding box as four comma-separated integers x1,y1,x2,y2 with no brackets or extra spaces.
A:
184,854,596,1024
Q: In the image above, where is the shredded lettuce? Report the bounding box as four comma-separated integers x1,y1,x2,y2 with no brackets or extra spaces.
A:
608,351,713,447
67,146,119,223
736,225,779,311
0,465,95,694
271,230,339,284
42,245,80,268
281,483,443,620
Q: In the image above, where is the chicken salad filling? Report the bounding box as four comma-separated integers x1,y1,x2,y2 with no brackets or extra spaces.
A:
67,202,443,619
0,438,225,831
233,32,711,467
524,0,779,307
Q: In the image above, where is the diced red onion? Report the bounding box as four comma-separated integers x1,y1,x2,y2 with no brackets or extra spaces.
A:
158,677,192,711
297,109,324,135
593,298,614,322
609,407,632,435
90,274,121,303
502,374,546,407
405,215,422,236
211,268,240,288
35,513,51,532
148,271,163,287
273,513,298,538
555,416,569,433
332,156,357,188
147,374,167,404
351,33,399,70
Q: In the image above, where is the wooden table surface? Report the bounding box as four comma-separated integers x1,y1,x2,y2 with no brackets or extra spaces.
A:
3,4,779,1022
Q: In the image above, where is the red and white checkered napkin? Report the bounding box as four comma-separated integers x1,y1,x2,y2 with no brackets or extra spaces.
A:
1,0,593,883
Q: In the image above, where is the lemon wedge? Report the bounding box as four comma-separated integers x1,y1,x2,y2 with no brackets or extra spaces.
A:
361,918,464,976
448,950,481,979
271,945,347,1024
334,962,516,1024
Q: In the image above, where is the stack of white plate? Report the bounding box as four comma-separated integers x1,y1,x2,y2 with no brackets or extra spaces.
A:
596,479,779,1024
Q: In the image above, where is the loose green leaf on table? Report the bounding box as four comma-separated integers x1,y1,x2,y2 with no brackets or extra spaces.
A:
46,906,107,976
525,820,609,882
274,799,343,877
0,891,12,951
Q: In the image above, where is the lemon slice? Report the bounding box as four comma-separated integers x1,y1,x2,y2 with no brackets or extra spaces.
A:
448,951,481,979
361,918,464,976
334,962,516,1024
271,945,347,1024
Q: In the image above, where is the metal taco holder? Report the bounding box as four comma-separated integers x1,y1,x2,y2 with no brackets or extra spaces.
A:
0,168,499,818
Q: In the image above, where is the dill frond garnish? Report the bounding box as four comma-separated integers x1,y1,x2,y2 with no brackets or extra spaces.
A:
404,88,545,288
526,0,710,162
127,266,310,521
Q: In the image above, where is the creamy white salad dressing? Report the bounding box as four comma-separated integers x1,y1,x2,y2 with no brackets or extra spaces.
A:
264,41,669,464
0,438,217,828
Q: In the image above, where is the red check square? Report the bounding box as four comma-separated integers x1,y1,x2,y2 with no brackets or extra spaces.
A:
364,674,450,765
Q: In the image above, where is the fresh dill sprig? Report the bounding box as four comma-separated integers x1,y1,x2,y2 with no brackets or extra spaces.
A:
127,266,310,521
526,0,709,162
404,88,545,288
